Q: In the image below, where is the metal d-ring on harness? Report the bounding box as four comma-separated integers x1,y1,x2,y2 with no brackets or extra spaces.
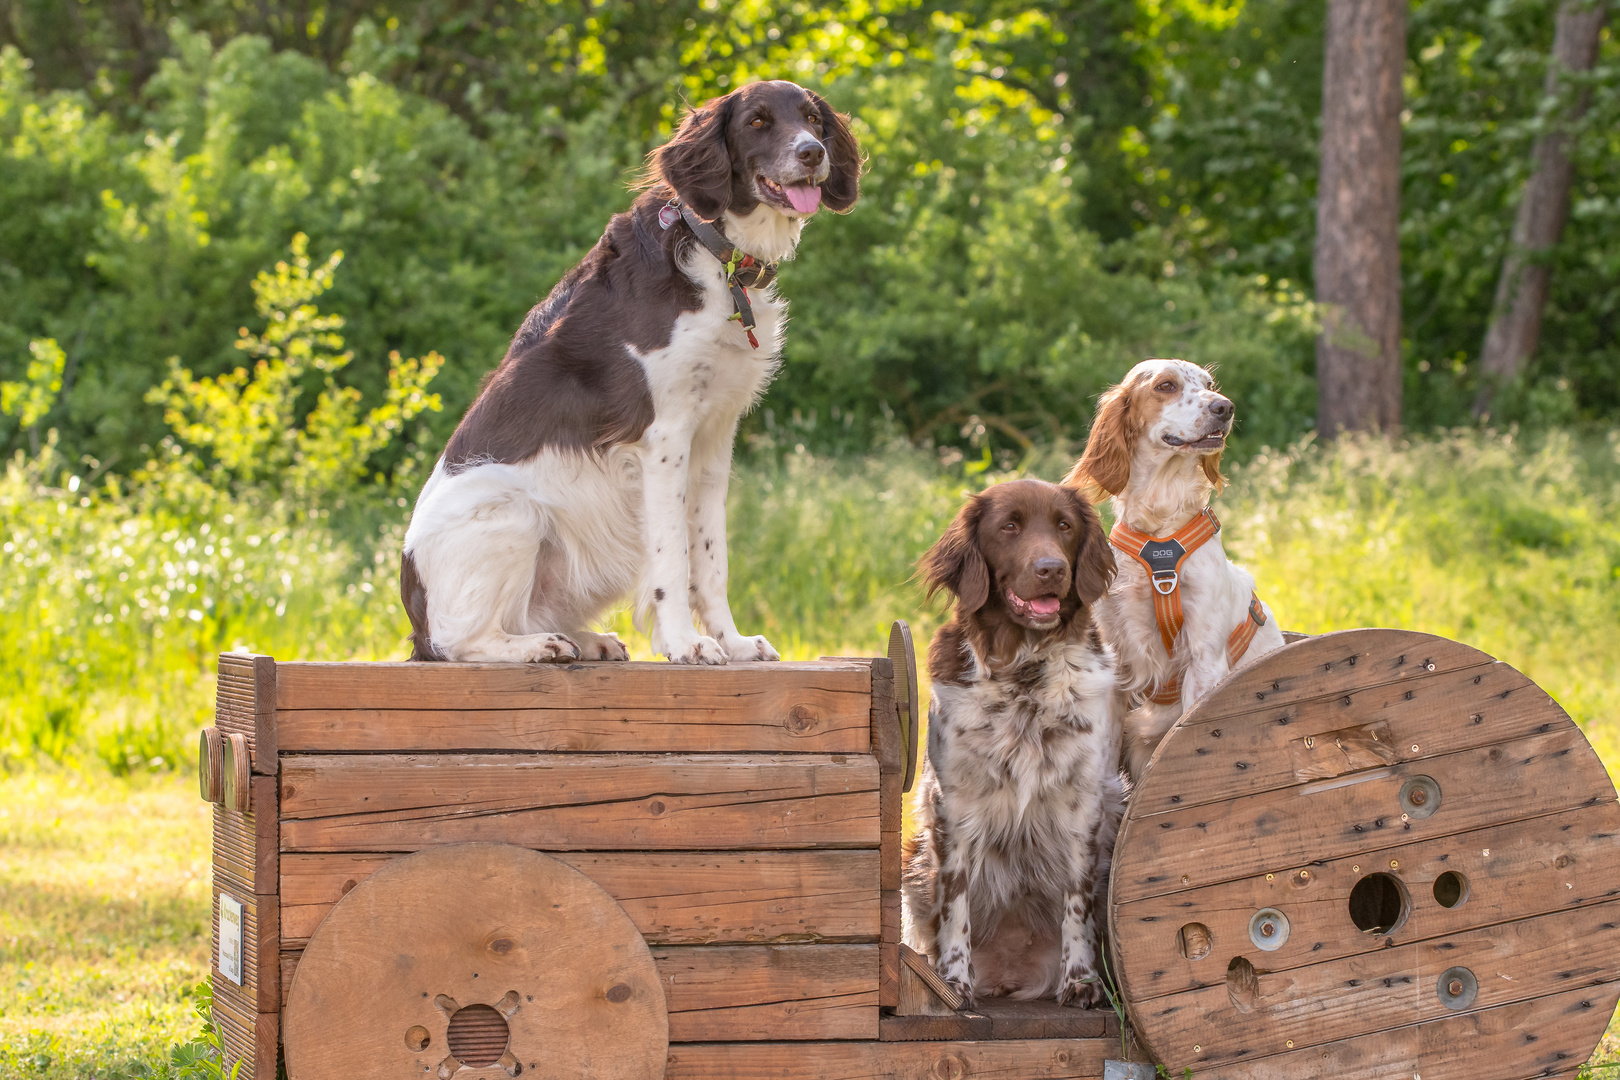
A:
659,200,779,349
1109,506,1267,706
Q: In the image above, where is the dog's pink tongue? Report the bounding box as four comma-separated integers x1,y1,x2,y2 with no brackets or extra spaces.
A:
784,184,822,214
1028,596,1061,616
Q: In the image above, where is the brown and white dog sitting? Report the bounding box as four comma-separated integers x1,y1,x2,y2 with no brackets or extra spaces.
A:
902,479,1125,1009
399,81,860,664
1063,359,1285,780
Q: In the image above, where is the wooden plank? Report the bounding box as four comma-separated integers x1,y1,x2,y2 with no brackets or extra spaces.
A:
880,999,1117,1042
216,652,276,775
654,943,878,1041
1184,629,1494,726
1137,897,1620,1067
279,753,880,852
1185,980,1620,1080
211,991,277,1080
664,1037,1116,1079
273,658,871,712
1115,804,1620,1001
278,850,880,948
1135,659,1543,814
211,776,277,897
867,655,902,777
211,884,277,1016
284,944,879,1043
1113,725,1611,904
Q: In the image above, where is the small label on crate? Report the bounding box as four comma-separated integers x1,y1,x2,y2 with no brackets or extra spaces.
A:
218,894,244,986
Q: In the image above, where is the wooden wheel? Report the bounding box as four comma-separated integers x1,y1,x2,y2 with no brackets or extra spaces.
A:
1110,628,1620,1080
284,843,668,1080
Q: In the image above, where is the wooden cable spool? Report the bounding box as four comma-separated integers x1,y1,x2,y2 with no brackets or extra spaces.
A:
1110,628,1620,1080
284,843,668,1080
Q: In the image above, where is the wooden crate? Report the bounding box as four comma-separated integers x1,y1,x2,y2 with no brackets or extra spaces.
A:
1110,628,1620,1080
204,648,1120,1079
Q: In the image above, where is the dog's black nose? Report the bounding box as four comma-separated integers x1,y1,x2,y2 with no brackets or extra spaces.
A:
1033,557,1066,580
1208,397,1234,421
798,140,826,169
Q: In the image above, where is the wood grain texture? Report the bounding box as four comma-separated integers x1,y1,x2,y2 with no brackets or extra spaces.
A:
1188,981,1620,1080
211,884,278,1016
282,845,667,1080
664,1037,1116,1079
278,850,880,948
1134,659,1541,814
1137,897,1620,1068
216,652,276,774
652,943,878,1041
211,990,277,1080
879,999,1117,1042
284,942,878,1043
212,777,276,897
278,753,880,852
1116,804,1620,1001
1113,629,1620,1080
274,658,870,712
1114,725,1610,904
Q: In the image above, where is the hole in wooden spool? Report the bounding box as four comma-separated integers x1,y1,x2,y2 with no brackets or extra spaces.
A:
445,1004,510,1067
404,1025,430,1052
1176,922,1212,961
1225,956,1259,1013
1433,870,1469,908
1348,872,1409,934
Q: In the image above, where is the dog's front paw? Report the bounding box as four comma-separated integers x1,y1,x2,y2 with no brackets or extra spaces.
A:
665,635,728,665
724,633,779,663
575,631,629,661
943,976,977,1012
521,633,579,663
1057,973,1105,1010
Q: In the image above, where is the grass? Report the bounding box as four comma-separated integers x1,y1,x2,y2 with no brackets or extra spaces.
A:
1,427,1618,1074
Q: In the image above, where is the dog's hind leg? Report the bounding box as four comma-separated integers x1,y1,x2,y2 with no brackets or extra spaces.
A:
404,463,581,663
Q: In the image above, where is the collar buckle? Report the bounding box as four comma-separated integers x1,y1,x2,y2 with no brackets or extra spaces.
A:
1152,570,1180,596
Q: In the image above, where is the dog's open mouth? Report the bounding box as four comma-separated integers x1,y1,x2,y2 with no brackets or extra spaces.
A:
1006,589,1062,622
759,176,822,215
1164,431,1228,451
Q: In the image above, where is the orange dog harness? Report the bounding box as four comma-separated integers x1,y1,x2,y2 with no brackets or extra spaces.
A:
1109,507,1267,705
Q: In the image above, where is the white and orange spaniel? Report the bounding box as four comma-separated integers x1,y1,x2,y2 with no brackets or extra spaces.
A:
1063,359,1285,780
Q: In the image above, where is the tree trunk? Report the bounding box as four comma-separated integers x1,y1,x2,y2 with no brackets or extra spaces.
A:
1473,1,1608,420
1314,0,1407,437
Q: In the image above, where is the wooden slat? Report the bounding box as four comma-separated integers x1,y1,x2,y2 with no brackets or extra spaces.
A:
278,850,880,948
216,652,276,775
1113,725,1611,904
654,943,878,1041
877,677,904,1010
1185,980,1620,1080
1182,629,1494,726
1134,659,1543,814
278,753,880,852
211,990,277,1080
1138,897,1620,1067
1114,804,1620,1001
211,885,278,1017
282,944,879,1042
879,999,1117,1042
273,659,871,713
211,776,277,896
664,1037,1116,1079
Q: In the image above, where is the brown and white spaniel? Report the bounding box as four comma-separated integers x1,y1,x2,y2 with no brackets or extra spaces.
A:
902,479,1126,1009
1064,359,1285,780
399,81,860,664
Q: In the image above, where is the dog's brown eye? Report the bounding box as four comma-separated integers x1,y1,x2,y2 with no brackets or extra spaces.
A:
1156,380,1176,392
1057,520,1072,531
807,113,821,125
751,117,765,128
1002,521,1019,533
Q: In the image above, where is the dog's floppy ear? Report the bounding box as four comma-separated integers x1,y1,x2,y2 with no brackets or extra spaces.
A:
653,94,736,219
813,93,863,213
1064,488,1116,607
1201,449,1227,494
1063,377,1139,500
919,494,990,614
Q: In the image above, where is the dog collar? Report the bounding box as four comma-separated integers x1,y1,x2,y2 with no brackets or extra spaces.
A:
665,202,778,349
1109,507,1267,705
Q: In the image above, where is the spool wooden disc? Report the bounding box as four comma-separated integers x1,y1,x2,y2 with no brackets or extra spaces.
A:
284,843,668,1080
888,620,920,792
1110,628,1620,1080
